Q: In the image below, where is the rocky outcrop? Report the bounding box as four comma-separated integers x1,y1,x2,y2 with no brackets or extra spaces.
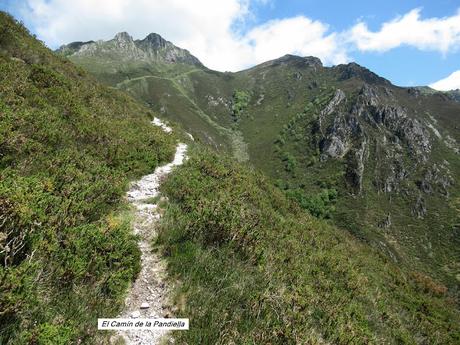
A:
352,84,432,161
316,84,452,205
381,159,408,194
293,71,303,80
136,33,202,65
446,89,460,102
412,194,427,219
445,135,459,154
378,213,392,229
318,89,346,133
378,107,430,159
345,138,367,193
417,163,453,197
319,89,363,161
320,114,362,159
57,40,95,56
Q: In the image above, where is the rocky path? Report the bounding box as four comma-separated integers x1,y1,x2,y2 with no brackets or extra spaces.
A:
114,118,187,345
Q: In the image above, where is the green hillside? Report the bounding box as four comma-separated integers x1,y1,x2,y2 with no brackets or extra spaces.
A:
0,13,175,344
157,146,460,344
62,35,460,290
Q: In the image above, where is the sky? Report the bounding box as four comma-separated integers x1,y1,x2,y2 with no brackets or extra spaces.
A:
1,0,460,90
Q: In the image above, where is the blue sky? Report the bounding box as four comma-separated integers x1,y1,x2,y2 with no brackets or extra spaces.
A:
251,0,457,31
250,0,460,87
2,0,460,89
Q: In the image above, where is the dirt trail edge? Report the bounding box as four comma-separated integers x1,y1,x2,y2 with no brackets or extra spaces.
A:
115,118,187,345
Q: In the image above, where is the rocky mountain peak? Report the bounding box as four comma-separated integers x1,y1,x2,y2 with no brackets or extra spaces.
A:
276,54,322,67
335,62,390,85
255,54,323,71
140,33,168,49
57,40,94,56
114,32,133,42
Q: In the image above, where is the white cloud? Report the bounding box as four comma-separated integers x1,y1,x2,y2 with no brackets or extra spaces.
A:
245,16,347,65
348,8,460,53
430,70,460,91
21,0,348,71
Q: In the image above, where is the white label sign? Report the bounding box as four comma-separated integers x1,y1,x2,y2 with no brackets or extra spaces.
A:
98,318,189,330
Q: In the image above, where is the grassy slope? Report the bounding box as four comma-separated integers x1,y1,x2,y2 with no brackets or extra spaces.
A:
158,146,460,344
0,13,175,344
66,51,255,161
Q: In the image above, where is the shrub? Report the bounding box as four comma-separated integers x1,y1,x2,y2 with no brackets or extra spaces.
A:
231,90,250,122
286,188,338,218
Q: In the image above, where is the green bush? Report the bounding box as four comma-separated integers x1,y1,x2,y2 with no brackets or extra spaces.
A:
281,151,297,172
286,188,338,218
231,90,250,122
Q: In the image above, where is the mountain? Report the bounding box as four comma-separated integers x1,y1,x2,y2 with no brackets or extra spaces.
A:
58,31,202,66
61,37,460,289
57,32,202,85
2,15,460,344
0,13,175,343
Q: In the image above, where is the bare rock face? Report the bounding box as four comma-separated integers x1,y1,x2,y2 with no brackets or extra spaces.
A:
136,33,202,65
318,89,346,132
372,106,431,159
345,138,367,193
447,89,460,102
315,83,453,208
57,40,95,56
320,113,362,160
114,32,133,43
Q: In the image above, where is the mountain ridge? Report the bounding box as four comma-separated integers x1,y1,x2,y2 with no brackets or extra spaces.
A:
58,31,203,66
59,34,391,84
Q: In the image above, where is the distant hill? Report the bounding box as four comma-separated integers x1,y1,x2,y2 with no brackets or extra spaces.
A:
412,85,460,102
